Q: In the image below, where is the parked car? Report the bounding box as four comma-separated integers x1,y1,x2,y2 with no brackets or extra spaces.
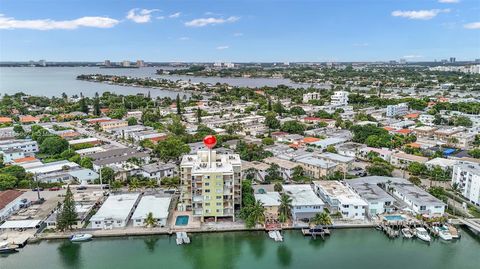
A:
32,187,44,191
49,187,61,191
77,186,87,190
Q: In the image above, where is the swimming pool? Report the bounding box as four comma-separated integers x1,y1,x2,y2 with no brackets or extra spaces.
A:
384,215,405,221
175,215,189,226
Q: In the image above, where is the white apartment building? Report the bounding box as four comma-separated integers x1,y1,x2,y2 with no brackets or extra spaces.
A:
90,193,140,229
282,184,325,223
452,162,480,206
313,180,368,220
330,91,349,106
386,103,408,117
419,114,435,126
179,150,242,222
303,92,321,103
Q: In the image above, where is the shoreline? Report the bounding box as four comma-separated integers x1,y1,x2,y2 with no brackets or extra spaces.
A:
31,222,377,242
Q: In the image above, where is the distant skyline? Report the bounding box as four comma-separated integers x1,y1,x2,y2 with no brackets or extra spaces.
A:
0,0,479,62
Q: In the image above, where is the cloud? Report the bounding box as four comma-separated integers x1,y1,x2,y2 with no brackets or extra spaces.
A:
126,8,159,23
438,0,459,3
391,9,450,20
216,45,229,50
233,32,243,37
169,12,181,18
464,22,480,29
185,16,239,27
0,14,119,30
156,16,165,20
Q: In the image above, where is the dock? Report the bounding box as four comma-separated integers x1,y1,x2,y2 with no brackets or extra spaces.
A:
268,230,283,242
176,232,190,245
302,226,330,239
379,223,399,238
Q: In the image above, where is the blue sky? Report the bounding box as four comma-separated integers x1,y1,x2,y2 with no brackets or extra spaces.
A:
0,0,479,62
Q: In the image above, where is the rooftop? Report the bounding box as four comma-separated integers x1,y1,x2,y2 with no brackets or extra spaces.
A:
254,192,281,207
282,184,324,206
313,181,368,206
131,195,171,220
90,193,140,221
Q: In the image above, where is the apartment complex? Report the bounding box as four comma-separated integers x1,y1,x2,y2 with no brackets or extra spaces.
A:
179,150,242,222
452,162,480,206
330,91,349,106
386,103,408,117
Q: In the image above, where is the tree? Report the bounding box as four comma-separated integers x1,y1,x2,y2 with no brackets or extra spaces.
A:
0,173,17,190
196,108,202,124
93,92,100,116
274,182,283,192
281,120,306,134
289,106,306,116
13,125,24,134
241,179,255,207
56,186,78,231
111,180,122,192
278,193,292,223
240,200,266,228
265,163,281,183
273,99,285,116
262,137,274,145
325,145,337,153
162,176,180,190
129,178,140,191
468,148,480,159
127,117,137,126
1,165,26,180
292,166,305,182
264,112,280,130
78,97,89,114
167,116,186,136
101,167,115,183
176,94,182,115
310,211,332,226
145,212,156,227
40,136,68,155
154,137,190,162
80,157,93,169
366,160,394,176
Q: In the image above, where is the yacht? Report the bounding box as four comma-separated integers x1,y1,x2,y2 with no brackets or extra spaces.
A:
415,228,431,242
70,233,93,242
434,226,453,241
401,228,414,238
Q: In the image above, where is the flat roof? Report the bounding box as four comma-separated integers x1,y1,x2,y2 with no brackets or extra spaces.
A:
68,137,100,145
282,184,324,206
131,195,171,220
318,152,354,163
90,193,140,221
0,219,42,229
263,157,298,169
313,181,368,206
296,156,338,169
23,160,79,174
254,192,281,207
348,178,396,203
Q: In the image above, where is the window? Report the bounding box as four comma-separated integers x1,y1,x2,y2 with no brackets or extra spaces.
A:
205,203,210,206
216,196,222,199
205,182,210,186
216,202,222,206
205,189,211,193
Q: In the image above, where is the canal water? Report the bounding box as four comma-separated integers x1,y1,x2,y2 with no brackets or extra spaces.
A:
0,67,309,98
1,228,479,269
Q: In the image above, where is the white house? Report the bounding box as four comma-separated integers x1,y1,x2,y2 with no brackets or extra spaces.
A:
90,193,140,229
282,185,325,223
313,180,368,220
131,195,172,227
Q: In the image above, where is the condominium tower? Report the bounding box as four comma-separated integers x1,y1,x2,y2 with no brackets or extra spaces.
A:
179,150,242,222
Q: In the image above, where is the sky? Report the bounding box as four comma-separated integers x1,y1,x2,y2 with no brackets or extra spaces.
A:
0,0,479,62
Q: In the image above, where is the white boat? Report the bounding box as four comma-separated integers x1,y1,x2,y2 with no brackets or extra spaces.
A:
401,228,414,239
436,227,453,241
0,241,18,254
70,233,93,242
415,228,431,242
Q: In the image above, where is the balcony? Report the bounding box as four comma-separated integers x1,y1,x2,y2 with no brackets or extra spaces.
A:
193,196,203,202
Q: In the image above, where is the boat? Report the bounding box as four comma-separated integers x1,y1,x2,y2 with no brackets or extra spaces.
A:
447,225,460,239
401,228,414,238
70,233,93,242
415,228,431,242
0,241,18,254
434,226,453,241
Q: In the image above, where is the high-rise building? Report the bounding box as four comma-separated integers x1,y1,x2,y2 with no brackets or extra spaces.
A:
303,92,321,103
331,91,349,106
386,103,408,117
38,60,46,67
449,57,456,63
179,149,242,222
136,60,145,67
122,60,131,67
104,60,111,67
452,162,480,206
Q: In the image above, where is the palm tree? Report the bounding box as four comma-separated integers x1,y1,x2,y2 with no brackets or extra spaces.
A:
129,178,140,192
278,194,292,223
247,200,266,228
310,211,332,226
145,212,156,227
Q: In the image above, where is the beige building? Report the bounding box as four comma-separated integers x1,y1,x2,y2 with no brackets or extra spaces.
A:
179,150,242,222
254,192,281,223
390,152,428,168
100,119,128,131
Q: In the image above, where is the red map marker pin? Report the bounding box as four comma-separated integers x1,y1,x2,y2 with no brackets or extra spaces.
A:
203,135,217,149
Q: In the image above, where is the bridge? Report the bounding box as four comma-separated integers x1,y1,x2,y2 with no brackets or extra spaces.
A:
451,218,480,234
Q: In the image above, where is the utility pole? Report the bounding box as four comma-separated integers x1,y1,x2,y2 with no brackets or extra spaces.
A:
35,173,41,201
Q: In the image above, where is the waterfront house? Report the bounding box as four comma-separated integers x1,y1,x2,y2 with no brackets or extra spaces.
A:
313,181,368,220
254,192,281,223
282,185,325,223
90,193,141,229
131,195,172,227
347,177,396,216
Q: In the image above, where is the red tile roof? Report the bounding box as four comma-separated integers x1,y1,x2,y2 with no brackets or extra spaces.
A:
395,129,413,134
20,115,39,123
13,156,38,163
0,117,12,123
0,190,23,210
